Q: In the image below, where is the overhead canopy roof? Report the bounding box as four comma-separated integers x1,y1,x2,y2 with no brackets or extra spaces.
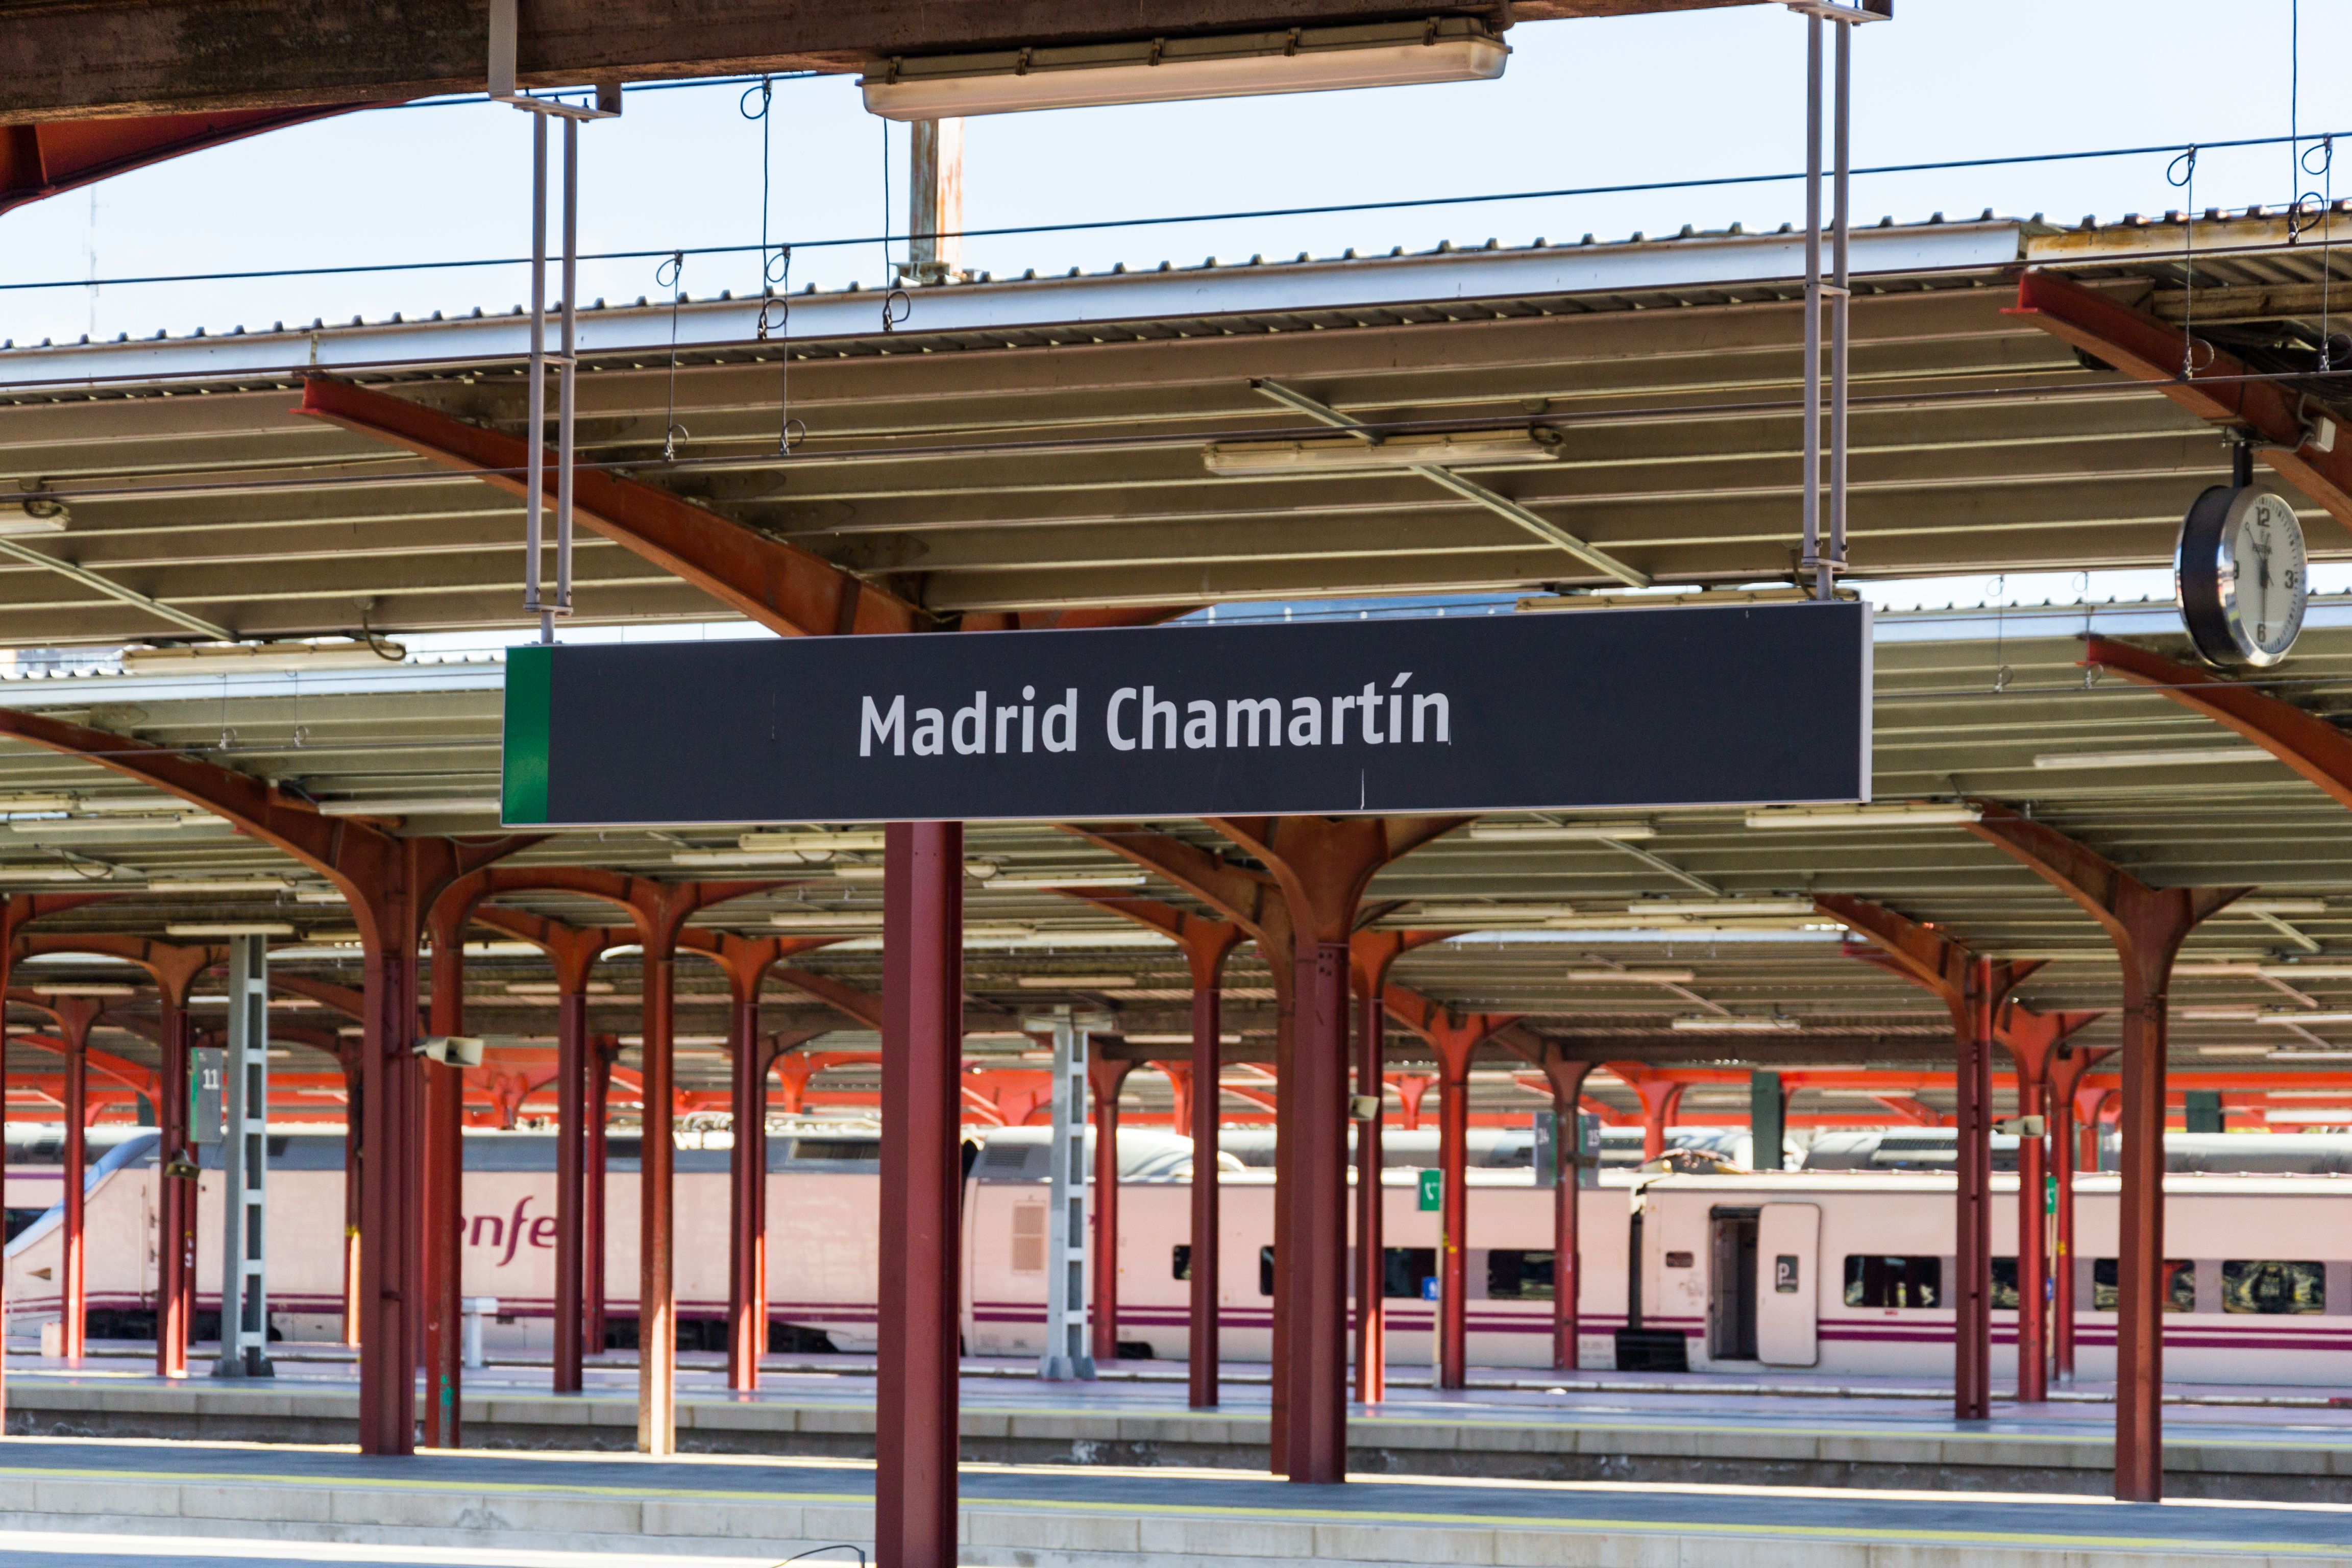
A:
2,210,2346,646
3,206,2351,1125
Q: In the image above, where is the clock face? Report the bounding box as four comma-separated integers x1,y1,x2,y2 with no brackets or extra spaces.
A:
2216,488,2307,665
2176,484,2310,668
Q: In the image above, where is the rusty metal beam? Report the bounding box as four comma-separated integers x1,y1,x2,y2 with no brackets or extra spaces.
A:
298,376,930,638
2084,635,2352,811
0,4,1735,122
0,106,365,214
2006,269,2352,531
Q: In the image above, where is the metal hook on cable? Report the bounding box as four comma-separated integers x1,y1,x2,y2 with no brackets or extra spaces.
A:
657,250,689,461
882,288,911,333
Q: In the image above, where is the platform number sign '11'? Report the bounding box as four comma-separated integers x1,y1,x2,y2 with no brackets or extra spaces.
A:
500,601,1871,825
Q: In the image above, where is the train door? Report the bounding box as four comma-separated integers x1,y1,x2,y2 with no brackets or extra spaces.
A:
1756,1202,1820,1366
1708,1207,1759,1361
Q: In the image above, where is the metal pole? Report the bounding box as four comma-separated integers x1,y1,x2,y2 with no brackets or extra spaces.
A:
555,115,578,620
526,112,549,640
1186,942,1226,1410
215,936,272,1379
553,985,586,1393
1353,986,1385,1404
637,926,677,1455
1040,1010,1094,1380
1827,16,1851,592
877,821,964,1568
1800,16,1823,591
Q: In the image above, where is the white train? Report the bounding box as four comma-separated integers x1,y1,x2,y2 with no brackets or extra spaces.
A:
7,1124,2348,1384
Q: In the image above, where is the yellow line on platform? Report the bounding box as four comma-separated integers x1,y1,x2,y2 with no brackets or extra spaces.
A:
0,1461,2343,1559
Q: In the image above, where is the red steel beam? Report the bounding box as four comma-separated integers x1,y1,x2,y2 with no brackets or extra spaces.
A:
298,377,931,638
0,106,368,216
2083,636,2352,808
2006,269,2352,529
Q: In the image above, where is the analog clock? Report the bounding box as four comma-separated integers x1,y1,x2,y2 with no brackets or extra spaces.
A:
2175,484,2308,668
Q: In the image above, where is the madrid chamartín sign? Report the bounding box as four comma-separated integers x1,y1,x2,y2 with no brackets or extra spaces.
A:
500,602,1871,825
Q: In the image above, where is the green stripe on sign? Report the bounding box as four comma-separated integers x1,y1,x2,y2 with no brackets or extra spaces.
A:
501,645,553,824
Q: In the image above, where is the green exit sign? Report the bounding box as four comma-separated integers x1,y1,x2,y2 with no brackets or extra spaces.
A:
1418,1169,1441,1211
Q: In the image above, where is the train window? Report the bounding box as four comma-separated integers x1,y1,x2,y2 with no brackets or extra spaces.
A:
2091,1259,2195,1313
2222,1260,2325,1315
1172,1244,1190,1282
1011,1206,1046,1273
1843,1255,1941,1309
1488,1250,1554,1301
1385,1247,1438,1298
1260,1246,1276,1297
1991,1258,2017,1310
4,1209,41,1244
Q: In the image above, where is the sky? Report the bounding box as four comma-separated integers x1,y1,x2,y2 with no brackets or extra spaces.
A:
2,0,2349,638
3,0,2347,347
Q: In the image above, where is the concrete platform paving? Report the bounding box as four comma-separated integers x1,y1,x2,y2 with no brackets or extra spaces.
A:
4,1436,2352,1565
8,1350,2352,1498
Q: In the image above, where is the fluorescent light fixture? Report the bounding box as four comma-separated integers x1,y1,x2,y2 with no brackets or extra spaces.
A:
771,911,885,931
29,984,135,996
1566,969,1696,985
314,798,499,817
1016,975,1136,990
2270,1050,2352,1061
1671,1015,1799,1033
145,877,294,894
120,640,404,675
672,850,821,867
2031,747,2266,770
861,18,1507,120
1745,802,1980,829
1411,904,1578,925
2261,1010,2352,1025
834,861,1000,882
1630,899,1816,918
1467,821,1655,843
1123,1032,1243,1045
2176,1006,2262,1021
0,500,68,537
1204,427,1560,476
741,830,887,854
2264,1107,2352,1122
983,873,1148,892
2236,899,2330,916
11,814,211,837
166,922,296,938
2197,1044,2274,1056
0,866,129,882
293,888,347,903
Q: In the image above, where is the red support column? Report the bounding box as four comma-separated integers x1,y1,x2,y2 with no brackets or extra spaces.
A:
638,922,679,1454
585,1035,617,1358
1964,801,2244,1501
421,913,467,1448
727,998,768,1392
356,904,425,1456
1089,1056,1136,1366
1997,1006,2099,1404
1540,1055,1595,1373
157,992,195,1376
1354,985,1385,1403
1954,961,1993,1422
877,821,963,1568
553,982,590,1392
2048,1051,2110,1383
1289,937,1351,1476
1348,930,1444,1406
1185,929,1237,1410
1436,1049,1469,1389
59,1000,91,1363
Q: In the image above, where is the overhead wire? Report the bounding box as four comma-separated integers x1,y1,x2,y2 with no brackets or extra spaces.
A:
8,126,2352,297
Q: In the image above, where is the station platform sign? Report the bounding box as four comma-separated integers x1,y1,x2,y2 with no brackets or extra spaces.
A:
500,601,1870,825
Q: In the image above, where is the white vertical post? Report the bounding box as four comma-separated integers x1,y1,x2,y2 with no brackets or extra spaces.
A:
213,935,271,1379
1039,1009,1095,1381
907,118,965,285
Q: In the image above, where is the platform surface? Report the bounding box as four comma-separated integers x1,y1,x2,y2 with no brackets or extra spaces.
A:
3,1435,2352,1565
